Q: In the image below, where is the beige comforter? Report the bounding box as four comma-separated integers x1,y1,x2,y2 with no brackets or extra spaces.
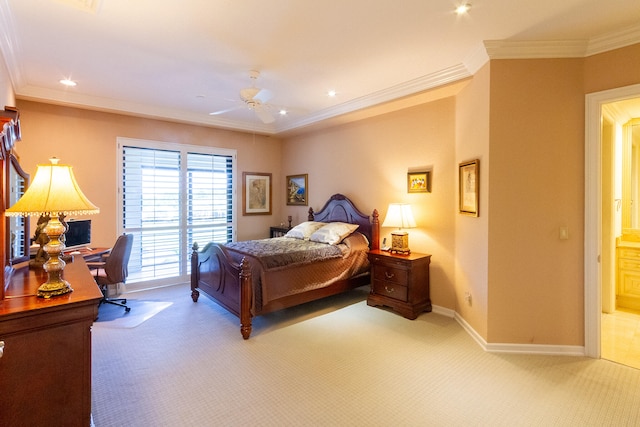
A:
223,232,370,310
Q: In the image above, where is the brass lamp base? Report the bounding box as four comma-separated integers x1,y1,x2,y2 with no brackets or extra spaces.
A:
37,279,73,299
37,215,73,298
390,230,411,255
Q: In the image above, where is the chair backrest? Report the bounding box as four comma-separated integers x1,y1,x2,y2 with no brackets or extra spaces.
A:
103,233,134,284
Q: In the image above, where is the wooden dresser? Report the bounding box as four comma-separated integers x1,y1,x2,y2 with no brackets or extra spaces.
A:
0,257,102,426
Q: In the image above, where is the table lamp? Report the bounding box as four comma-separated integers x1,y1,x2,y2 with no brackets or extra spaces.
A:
381,203,416,254
5,158,99,298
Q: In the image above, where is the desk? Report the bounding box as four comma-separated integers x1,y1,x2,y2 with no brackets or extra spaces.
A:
65,246,110,261
0,258,102,426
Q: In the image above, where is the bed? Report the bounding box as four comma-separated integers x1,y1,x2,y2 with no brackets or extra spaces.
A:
190,193,380,339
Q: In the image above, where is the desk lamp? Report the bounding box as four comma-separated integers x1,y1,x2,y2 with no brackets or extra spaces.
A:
381,203,416,254
5,158,99,298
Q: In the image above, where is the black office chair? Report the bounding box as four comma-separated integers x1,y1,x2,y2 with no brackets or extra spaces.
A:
87,233,134,313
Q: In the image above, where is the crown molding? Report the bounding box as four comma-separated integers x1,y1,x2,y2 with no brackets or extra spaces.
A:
484,40,588,59
16,84,277,134
276,64,472,133
587,24,640,56
463,42,491,74
485,24,640,60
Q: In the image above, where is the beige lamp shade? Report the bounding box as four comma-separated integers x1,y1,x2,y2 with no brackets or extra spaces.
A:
5,158,99,217
382,203,416,254
381,203,416,230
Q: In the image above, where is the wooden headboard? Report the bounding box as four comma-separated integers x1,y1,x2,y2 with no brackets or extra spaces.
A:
307,193,379,249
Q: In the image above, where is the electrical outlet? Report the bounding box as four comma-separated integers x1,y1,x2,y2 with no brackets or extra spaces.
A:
559,226,569,240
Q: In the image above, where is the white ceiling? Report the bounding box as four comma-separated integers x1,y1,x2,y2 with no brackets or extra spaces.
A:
1,0,639,135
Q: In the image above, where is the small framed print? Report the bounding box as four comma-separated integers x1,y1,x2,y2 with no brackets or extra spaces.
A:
286,174,308,206
459,159,479,216
243,172,272,215
407,171,431,193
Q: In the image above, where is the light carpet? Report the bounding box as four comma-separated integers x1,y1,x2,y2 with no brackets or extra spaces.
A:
92,284,640,426
95,299,173,328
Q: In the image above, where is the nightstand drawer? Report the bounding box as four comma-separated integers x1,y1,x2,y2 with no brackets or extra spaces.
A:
372,280,408,302
372,264,408,286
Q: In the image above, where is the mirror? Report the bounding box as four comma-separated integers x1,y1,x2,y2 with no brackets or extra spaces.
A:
6,154,29,264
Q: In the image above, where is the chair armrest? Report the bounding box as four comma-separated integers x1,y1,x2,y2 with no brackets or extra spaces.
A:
86,261,105,271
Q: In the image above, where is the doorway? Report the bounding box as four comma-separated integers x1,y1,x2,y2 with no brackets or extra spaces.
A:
585,83,640,362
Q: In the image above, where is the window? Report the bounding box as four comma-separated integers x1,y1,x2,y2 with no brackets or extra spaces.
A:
118,138,236,287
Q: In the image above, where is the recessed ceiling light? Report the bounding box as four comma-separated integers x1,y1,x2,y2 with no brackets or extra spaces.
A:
60,78,77,87
455,3,471,15
327,90,337,97
279,109,288,116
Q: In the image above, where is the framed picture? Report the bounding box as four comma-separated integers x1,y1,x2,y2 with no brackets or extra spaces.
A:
286,174,308,206
242,172,272,215
407,171,431,193
459,159,479,216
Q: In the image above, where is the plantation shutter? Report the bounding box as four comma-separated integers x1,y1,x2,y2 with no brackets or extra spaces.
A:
120,142,235,286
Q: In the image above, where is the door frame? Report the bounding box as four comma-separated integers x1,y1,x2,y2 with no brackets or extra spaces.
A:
585,83,640,358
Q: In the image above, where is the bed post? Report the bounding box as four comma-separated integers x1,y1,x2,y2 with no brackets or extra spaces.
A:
371,209,380,251
239,257,252,339
308,207,314,221
190,242,200,302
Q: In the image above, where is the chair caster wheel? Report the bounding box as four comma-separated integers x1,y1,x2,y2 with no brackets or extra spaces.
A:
125,307,131,313
122,299,127,304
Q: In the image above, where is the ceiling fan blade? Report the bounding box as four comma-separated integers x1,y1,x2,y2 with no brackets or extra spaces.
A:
253,88,272,104
209,106,242,116
254,106,275,124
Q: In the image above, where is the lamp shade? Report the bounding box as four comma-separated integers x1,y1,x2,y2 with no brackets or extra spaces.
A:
381,203,416,229
5,158,99,217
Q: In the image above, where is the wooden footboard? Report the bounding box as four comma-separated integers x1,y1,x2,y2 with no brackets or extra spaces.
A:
190,243,254,339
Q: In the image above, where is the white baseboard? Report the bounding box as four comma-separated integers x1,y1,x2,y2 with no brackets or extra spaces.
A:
432,304,455,318
451,310,586,356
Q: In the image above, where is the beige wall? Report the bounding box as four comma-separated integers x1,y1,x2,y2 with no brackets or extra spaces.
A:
14,101,283,247
487,58,586,345
454,63,491,337
584,44,640,94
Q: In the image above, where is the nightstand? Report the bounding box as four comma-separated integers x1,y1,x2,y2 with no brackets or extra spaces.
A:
270,226,290,238
367,249,432,319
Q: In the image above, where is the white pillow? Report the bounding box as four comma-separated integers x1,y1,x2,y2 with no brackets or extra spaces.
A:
310,222,360,245
284,221,326,240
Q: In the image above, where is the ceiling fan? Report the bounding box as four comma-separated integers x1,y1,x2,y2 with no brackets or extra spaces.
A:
210,70,277,124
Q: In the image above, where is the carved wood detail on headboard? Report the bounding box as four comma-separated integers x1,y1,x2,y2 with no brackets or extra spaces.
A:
307,193,376,247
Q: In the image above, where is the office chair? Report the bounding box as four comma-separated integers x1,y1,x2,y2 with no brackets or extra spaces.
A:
87,233,134,313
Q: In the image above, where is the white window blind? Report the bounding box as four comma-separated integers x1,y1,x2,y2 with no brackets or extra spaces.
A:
118,138,236,287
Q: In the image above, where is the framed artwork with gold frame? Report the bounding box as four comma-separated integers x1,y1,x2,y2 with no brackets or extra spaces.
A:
459,159,479,216
407,171,431,193
242,172,272,215
286,174,308,206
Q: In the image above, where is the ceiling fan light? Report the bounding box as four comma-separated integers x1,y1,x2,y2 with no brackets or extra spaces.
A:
456,3,471,15
60,78,77,87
